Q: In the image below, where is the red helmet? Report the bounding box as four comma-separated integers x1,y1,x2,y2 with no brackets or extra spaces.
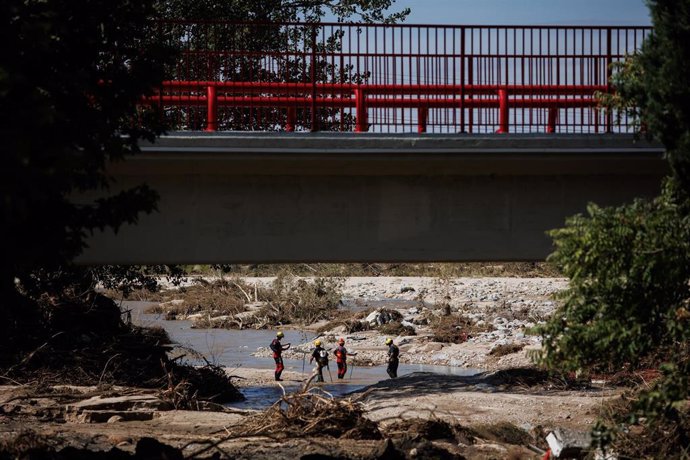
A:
338,338,345,344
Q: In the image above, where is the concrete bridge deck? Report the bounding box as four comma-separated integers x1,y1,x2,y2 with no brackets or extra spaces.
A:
78,133,667,264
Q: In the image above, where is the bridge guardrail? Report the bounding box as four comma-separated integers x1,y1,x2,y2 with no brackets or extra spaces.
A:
148,22,651,134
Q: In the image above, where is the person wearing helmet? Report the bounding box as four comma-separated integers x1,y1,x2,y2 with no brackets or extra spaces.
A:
270,331,290,381
385,338,399,378
309,339,328,382
333,337,356,379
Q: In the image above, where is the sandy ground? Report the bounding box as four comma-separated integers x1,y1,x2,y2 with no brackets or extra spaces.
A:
0,276,604,458
0,368,619,459
227,367,615,431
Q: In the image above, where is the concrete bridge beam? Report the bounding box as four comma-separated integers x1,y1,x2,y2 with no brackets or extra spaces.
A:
77,133,667,264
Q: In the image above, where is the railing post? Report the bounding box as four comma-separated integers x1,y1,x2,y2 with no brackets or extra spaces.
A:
468,58,474,133
417,107,428,133
547,107,558,133
310,25,319,132
205,85,217,132
354,89,368,133
497,89,509,134
286,107,296,132
460,26,466,133
606,27,613,133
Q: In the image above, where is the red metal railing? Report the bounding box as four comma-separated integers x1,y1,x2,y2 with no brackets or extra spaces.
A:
150,22,651,134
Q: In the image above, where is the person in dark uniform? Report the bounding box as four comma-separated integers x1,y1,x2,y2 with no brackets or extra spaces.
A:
270,331,290,381
385,337,399,378
333,337,357,379
310,339,328,382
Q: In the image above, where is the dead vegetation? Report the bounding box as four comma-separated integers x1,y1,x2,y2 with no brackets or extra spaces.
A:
317,317,371,334
430,314,492,344
378,321,416,336
592,392,690,459
190,262,560,278
261,275,343,325
470,422,534,446
489,343,526,357
385,418,473,444
231,376,381,440
482,367,591,391
144,277,253,319
146,275,343,329
0,291,243,404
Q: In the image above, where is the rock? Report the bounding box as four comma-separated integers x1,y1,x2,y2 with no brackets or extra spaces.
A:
108,435,133,445
365,310,379,323
493,317,508,327
400,286,415,293
68,410,155,423
449,357,467,367
365,309,401,326
423,342,444,352
546,429,592,458
66,394,172,413
430,352,449,362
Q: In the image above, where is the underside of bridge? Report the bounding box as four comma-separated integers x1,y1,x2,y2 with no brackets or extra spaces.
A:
77,133,666,264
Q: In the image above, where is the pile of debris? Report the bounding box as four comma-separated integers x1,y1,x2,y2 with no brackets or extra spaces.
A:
232,379,381,440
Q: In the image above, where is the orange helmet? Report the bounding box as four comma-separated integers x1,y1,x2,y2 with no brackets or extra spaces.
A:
338,338,345,344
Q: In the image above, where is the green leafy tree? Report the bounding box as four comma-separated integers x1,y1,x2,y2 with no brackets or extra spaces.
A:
605,0,690,194
536,180,690,374
0,0,174,356
535,0,690,454
156,0,409,131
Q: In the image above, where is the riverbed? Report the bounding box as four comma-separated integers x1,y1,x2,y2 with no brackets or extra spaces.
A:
125,300,479,408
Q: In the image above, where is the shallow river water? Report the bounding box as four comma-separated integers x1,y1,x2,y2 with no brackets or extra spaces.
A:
125,300,478,408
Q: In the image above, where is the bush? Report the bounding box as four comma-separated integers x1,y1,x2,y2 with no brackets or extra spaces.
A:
534,181,690,374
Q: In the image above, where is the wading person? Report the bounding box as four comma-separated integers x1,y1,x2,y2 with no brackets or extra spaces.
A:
310,339,328,382
333,337,356,380
386,338,399,378
270,331,290,381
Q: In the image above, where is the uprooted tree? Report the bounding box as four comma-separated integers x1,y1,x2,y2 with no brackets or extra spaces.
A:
533,0,690,455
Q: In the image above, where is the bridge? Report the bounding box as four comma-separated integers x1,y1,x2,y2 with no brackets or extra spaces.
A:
78,22,665,264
